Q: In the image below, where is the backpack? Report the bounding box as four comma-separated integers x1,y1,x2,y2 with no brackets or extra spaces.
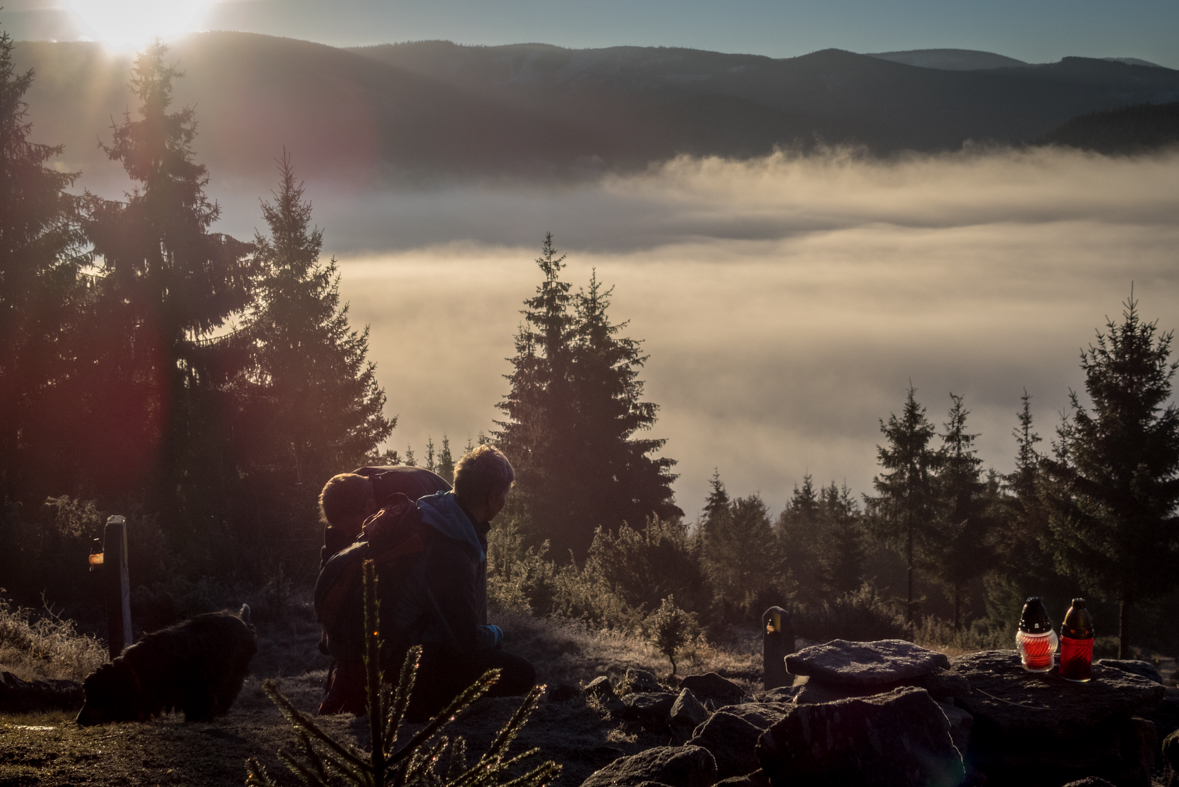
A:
314,493,428,662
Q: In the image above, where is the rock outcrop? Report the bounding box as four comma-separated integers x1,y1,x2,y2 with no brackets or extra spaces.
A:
757,686,964,787
946,650,1165,787
576,641,1169,787
579,745,716,787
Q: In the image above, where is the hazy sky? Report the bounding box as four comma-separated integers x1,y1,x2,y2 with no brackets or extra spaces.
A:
6,0,1179,67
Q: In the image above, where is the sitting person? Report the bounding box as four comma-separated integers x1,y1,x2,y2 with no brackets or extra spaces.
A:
317,465,452,568
318,446,535,719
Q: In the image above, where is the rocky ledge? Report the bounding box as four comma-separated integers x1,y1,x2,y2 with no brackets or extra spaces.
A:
574,641,1171,787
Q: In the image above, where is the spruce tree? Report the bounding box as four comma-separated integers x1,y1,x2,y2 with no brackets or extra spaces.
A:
816,482,866,596
83,42,253,529
776,475,822,599
495,233,576,552
865,385,942,627
1042,296,1179,657
701,469,730,528
437,436,455,484
567,269,679,548
496,235,678,561
931,394,993,628
238,153,392,502
989,391,1069,621
702,493,790,622
0,26,86,505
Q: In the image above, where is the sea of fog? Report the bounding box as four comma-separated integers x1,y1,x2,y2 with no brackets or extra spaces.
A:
206,147,1179,517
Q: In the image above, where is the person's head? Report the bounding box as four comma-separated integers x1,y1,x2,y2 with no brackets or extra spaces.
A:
318,473,377,536
453,445,514,523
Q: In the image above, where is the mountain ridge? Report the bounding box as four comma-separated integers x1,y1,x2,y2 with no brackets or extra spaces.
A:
12,32,1179,183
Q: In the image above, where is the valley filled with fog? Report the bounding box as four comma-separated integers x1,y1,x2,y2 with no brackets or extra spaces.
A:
229,146,1179,514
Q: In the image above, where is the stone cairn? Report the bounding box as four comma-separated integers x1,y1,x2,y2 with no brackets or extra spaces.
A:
574,619,1178,787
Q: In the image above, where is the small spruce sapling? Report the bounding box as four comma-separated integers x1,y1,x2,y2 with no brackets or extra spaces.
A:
646,595,698,677
245,560,560,787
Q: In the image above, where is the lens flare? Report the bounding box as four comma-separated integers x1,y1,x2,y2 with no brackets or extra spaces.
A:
67,0,212,51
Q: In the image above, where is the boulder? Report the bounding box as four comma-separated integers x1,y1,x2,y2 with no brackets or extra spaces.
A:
1163,727,1179,771
584,675,625,716
584,675,615,699
690,708,767,781
755,685,802,704
546,682,580,702
680,672,746,707
623,668,662,694
914,669,972,702
690,702,795,781
580,745,716,787
1096,659,1164,685
947,650,1165,741
937,700,973,757
793,679,886,705
756,686,964,787
670,688,710,733
784,639,950,687
1061,779,1117,787
947,651,1164,787
717,770,771,787
619,691,677,727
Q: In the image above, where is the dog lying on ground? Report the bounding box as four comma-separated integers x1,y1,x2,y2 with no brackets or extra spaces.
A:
76,605,257,726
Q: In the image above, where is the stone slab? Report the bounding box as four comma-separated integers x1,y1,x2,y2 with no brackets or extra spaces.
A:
784,639,951,686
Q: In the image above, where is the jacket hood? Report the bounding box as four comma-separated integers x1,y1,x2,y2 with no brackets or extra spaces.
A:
417,491,485,562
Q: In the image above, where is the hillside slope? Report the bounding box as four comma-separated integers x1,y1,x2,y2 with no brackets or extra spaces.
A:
12,33,1179,182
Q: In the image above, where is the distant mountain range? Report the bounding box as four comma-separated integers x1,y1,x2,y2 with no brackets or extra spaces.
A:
12,34,1179,183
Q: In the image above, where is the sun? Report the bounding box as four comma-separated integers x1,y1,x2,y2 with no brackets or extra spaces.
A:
67,0,213,52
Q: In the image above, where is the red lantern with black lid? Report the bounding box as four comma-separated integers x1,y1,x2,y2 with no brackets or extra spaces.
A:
1059,598,1094,682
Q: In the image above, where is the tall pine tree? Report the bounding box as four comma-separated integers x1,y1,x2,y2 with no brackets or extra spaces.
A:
776,475,823,598
1042,295,1179,658
931,393,993,628
865,385,942,627
237,152,392,499
0,27,87,505
496,234,678,562
816,482,866,596
83,42,253,533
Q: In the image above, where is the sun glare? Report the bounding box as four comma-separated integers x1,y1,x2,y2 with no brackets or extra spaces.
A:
68,0,212,52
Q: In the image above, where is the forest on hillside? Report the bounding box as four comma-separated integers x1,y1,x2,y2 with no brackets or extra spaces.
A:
2,33,1178,663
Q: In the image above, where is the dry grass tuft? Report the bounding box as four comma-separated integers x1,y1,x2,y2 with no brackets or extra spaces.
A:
0,598,107,682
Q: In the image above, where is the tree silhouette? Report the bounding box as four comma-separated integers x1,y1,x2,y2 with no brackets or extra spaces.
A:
83,42,253,532
776,475,822,598
816,481,866,596
930,393,993,628
865,385,942,627
496,234,678,562
235,152,392,539
702,493,790,622
0,27,87,505
1042,295,1179,658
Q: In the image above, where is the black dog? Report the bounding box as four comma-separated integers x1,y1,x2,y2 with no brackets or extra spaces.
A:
76,605,257,725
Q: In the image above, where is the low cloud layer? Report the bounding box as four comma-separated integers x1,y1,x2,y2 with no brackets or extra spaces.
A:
319,147,1179,517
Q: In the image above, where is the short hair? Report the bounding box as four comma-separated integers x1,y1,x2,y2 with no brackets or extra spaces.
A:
453,446,514,507
318,473,374,527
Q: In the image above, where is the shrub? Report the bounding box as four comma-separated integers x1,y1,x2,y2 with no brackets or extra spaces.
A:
0,597,107,682
644,595,699,676
911,614,1013,654
791,583,908,643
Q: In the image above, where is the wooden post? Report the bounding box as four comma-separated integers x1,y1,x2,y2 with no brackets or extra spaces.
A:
103,515,132,659
762,605,795,690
